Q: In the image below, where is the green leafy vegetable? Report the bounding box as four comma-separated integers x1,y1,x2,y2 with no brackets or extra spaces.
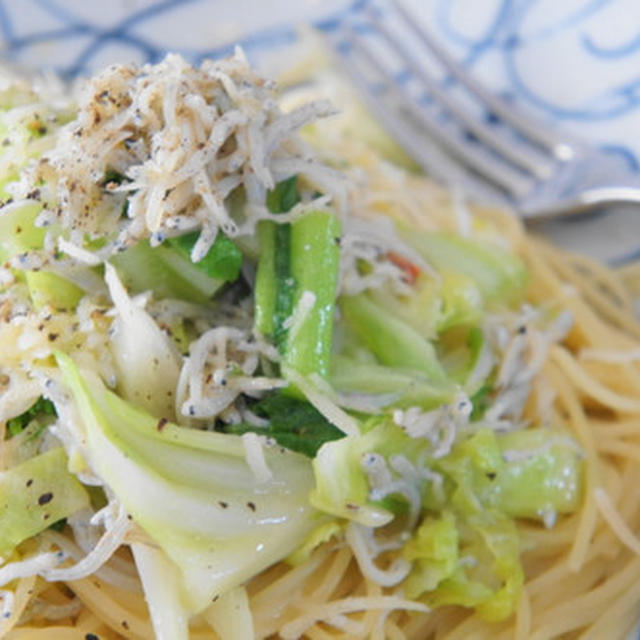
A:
330,355,456,410
7,396,56,437
0,201,84,309
311,419,421,527
0,202,44,262
405,509,523,622
444,327,491,393
481,428,584,520
48,517,68,532
222,392,345,457
340,293,446,380
111,239,226,303
469,384,492,421
266,175,301,213
286,521,343,565
25,271,84,310
0,447,89,557
56,351,318,614
311,417,583,621
369,270,483,340
403,510,459,593
100,168,128,186
428,428,583,521
167,232,242,282
398,229,528,305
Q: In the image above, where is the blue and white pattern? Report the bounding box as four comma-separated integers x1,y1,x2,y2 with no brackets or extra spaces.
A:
1,0,639,263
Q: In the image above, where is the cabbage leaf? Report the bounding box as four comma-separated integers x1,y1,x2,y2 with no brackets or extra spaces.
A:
56,352,318,614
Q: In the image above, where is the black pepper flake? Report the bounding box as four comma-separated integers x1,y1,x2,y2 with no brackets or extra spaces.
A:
38,492,53,505
85,634,99,640
121,621,129,630
486,472,497,480
47,333,59,342
517,325,527,335
219,501,228,509
247,501,256,512
156,417,168,431
26,478,33,487
43,513,50,520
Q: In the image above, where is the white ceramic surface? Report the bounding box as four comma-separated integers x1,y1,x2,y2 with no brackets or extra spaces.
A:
1,0,639,263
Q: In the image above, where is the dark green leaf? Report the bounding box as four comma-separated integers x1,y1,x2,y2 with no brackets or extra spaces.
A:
467,326,484,357
167,232,242,282
48,517,67,532
263,177,302,351
101,169,128,186
266,176,301,214
222,391,345,457
374,494,410,516
7,397,56,438
470,384,492,421
272,223,296,352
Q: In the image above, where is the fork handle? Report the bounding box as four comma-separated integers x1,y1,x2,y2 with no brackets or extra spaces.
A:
521,186,640,222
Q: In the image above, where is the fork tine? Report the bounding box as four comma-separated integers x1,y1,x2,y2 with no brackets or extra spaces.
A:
330,41,499,200
365,6,555,181
390,0,575,161
341,26,535,198
332,43,488,199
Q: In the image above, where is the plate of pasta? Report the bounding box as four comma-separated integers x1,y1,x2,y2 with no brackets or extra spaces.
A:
1,2,640,640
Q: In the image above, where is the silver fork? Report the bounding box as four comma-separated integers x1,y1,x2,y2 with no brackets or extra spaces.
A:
324,0,640,221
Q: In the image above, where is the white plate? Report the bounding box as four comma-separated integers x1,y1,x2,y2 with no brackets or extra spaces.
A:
2,0,639,263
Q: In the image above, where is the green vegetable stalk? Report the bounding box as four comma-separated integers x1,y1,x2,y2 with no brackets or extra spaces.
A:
285,210,341,377
255,177,341,379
